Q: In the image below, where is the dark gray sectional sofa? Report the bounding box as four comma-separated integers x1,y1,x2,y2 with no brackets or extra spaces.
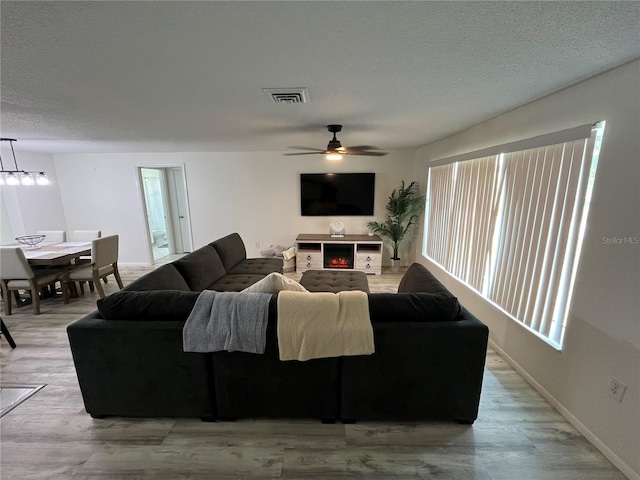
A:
67,233,489,424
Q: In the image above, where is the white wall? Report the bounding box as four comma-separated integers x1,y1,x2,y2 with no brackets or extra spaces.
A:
53,150,415,265
413,60,640,478
0,150,67,243
0,192,15,245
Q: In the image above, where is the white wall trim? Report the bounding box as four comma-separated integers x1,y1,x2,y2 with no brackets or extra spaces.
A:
488,339,639,480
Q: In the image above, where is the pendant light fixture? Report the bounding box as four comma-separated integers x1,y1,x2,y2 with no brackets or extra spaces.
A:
0,138,49,186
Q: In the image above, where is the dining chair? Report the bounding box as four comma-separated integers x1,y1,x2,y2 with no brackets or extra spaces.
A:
64,235,124,299
0,247,69,315
72,230,102,242
36,230,66,244
71,230,102,267
70,230,103,291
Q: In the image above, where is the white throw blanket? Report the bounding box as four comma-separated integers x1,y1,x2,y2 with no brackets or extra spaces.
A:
276,290,374,361
183,291,272,354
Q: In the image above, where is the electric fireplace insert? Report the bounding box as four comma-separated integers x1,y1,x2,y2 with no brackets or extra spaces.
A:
323,244,355,269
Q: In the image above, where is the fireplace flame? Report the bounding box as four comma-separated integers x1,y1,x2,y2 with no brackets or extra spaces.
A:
328,257,350,268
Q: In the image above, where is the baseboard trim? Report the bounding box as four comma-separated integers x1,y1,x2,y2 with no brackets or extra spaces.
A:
488,339,639,480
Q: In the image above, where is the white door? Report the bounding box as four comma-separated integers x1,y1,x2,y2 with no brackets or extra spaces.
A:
167,167,192,253
141,168,170,261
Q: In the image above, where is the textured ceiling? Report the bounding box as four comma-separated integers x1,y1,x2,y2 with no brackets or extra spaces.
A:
1,1,639,154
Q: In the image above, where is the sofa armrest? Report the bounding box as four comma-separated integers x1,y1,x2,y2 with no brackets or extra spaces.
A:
341,312,488,423
67,312,216,418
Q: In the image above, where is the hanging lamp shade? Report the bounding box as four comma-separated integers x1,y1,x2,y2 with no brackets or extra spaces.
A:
0,138,50,187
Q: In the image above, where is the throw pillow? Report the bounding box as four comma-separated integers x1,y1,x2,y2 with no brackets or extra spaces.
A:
242,272,308,294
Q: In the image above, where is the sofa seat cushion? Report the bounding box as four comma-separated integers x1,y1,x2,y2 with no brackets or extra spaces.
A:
227,258,283,276
398,263,455,296
209,274,266,292
97,290,200,320
299,270,370,293
123,264,190,292
368,292,461,323
173,245,227,291
211,233,247,271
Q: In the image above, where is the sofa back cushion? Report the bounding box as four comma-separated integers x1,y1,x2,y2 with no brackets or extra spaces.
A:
211,233,246,271
398,262,455,296
368,292,461,323
173,245,226,291
123,264,190,292
98,290,200,320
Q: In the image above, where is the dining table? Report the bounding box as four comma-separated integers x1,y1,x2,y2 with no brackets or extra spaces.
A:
2,241,93,306
22,241,92,266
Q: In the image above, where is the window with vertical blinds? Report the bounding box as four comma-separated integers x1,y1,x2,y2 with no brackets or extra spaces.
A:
423,123,604,349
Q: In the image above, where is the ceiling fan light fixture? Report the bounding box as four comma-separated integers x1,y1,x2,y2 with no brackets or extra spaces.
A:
284,124,388,159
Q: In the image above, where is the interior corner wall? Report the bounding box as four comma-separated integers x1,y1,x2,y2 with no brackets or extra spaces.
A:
52,149,415,266
412,60,640,478
0,150,67,241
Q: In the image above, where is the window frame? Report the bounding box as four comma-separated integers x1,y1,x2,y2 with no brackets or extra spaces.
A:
423,122,605,350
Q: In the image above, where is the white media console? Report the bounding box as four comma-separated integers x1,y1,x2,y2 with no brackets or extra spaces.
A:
295,233,383,275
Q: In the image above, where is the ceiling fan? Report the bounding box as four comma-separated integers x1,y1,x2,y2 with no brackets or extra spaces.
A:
284,125,388,160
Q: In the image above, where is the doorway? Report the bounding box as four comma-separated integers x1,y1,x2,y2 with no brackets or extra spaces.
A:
139,166,193,262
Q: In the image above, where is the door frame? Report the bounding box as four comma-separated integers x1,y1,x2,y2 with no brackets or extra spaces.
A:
135,164,193,265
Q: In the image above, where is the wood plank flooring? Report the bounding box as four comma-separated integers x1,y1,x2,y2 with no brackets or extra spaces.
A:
0,259,627,479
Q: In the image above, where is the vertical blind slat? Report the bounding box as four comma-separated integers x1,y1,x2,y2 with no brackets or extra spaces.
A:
529,144,561,331
550,137,594,344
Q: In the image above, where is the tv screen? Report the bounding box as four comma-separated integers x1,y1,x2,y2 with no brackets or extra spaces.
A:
300,173,375,216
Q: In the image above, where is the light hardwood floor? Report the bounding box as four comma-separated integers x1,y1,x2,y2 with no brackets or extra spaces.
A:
0,259,627,479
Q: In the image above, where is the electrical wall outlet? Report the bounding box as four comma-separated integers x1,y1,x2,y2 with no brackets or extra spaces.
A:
255,242,260,249
607,377,627,402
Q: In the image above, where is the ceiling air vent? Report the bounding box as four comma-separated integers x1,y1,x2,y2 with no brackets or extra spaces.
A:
263,88,309,104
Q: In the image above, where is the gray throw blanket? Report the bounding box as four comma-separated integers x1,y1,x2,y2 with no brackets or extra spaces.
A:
183,291,272,354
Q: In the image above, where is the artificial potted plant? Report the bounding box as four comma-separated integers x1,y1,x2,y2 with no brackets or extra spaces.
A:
367,180,425,272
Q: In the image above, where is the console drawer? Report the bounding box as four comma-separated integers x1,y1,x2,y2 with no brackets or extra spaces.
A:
296,252,322,272
355,253,381,274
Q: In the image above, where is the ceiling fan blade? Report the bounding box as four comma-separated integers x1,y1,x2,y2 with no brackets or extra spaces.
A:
288,146,325,152
347,150,388,157
283,151,324,156
344,145,379,151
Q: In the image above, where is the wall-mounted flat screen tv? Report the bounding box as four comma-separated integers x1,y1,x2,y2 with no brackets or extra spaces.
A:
300,173,375,216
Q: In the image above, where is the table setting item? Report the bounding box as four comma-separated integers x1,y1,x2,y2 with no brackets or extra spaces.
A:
15,234,46,249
